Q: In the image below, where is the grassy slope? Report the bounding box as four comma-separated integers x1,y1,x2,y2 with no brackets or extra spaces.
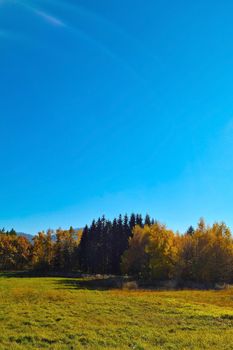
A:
0,277,233,349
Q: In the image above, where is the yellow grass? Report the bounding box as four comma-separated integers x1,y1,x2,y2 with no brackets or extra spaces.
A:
0,275,233,349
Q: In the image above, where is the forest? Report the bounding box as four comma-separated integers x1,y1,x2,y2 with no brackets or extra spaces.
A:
1,214,233,285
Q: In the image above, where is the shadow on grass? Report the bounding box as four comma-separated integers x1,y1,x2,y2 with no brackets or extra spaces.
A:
55,276,126,291
0,271,83,278
0,271,131,291
0,271,30,278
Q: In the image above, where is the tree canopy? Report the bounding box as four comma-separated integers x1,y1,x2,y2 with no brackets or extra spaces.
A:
1,215,233,285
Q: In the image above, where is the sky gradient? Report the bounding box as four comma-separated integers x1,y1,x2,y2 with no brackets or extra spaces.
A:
1,0,233,234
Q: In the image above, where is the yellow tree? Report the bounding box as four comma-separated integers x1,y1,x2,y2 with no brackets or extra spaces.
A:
121,223,179,280
0,234,31,270
121,225,151,277
53,227,78,271
178,219,233,284
32,231,54,271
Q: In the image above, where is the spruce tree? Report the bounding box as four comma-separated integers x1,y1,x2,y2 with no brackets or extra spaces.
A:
79,225,89,271
136,214,143,227
129,213,136,230
186,226,195,236
145,214,151,226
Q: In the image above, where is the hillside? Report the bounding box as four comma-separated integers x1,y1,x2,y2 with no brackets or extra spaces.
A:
17,232,34,242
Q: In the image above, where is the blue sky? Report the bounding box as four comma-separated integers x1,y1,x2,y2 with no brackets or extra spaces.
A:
1,0,233,234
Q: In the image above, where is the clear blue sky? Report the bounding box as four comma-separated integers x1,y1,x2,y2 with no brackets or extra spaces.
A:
1,0,233,234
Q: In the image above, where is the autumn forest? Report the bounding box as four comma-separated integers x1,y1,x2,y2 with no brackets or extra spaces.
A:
1,214,233,286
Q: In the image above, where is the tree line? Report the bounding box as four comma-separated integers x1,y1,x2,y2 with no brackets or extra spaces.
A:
1,214,233,284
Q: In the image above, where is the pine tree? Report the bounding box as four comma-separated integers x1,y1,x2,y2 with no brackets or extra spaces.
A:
111,218,119,274
145,214,151,226
79,225,89,271
186,226,195,236
129,213,136,230
136,214,143,227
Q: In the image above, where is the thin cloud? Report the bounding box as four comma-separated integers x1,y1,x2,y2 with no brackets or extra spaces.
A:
33,9,65,27
12,0,149,84
40,0,161,64
15,1,144,81
14,1,65,28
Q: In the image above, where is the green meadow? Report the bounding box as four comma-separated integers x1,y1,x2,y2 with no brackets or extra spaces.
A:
0,276,233,349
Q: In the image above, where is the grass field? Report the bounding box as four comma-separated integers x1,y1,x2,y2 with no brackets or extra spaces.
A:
0,276,233,349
